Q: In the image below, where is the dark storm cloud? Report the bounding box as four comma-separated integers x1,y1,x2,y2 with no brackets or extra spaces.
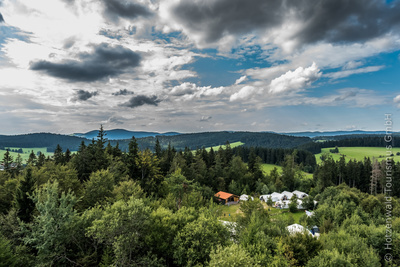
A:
0,12,4,23
170,0,400,46
74,90,98,101
122,95,160,108
30,43,141,82
103,0,152,23
112,89,134,96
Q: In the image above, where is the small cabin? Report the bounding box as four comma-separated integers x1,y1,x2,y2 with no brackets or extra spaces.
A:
214,191,239,205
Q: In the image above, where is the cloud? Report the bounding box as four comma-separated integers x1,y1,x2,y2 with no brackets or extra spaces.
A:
230,86,258,101
334,90,358,101
199,116,212,122
102,0,152,23
170,82,196,96
112,89,135,96
30,43,141,82
106,116,124,125
170,82,226,100
73,90,98,101
235,75,247,85
325,65,385,79
269,63,321,94
122,95,160,108
161,0,400,51
394,95,400,107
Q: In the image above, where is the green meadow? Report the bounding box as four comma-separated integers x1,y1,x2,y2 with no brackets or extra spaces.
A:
218,201,304,224
0,147,53,163
315,147,400,164
193,141,244,153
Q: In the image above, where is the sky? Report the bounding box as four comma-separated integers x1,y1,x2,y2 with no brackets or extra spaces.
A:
0,0,400,135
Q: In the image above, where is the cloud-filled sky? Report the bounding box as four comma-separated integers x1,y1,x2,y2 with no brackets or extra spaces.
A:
0,0,399,134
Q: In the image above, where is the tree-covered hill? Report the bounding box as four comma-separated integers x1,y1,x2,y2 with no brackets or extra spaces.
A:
0,131,313,152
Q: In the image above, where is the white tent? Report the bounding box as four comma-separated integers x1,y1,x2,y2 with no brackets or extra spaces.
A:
297,199,304,209
281,191,293,200
292,190,309,199
260,195,271,202
270,192,284,202
275,200,289,209
275,199,303,209
240,194,254,201
287,224,312,236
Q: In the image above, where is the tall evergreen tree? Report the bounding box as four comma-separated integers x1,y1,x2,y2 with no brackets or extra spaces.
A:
154,138,162,159
126,137,141,179
15,167,35,223
53,144,64,165
37,152,46,168
2,149,13,174
27,150,37,166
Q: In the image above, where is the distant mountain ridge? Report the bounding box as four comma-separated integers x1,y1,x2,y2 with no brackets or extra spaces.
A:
73,129,181,140
0,130,396,153
282,130,398,138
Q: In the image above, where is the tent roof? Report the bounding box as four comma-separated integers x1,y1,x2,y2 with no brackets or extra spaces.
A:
214,191,237,200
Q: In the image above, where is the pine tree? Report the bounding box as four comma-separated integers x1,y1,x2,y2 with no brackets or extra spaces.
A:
127,137,141,179
154,138,162,158
15,167,35,223
53,144,64,165
2,149,13,173
37,152,46,168
64,149,71,163
27,150,37,166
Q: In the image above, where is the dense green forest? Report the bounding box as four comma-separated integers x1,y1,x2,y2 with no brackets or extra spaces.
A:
0,128,399,266
0,131,313,152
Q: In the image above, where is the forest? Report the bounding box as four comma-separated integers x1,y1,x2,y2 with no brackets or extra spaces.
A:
0,127,399,266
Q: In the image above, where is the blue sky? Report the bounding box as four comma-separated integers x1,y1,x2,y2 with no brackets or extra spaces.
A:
0,0,399,134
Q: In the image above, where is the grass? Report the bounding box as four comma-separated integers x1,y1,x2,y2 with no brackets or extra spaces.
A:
0,147,53,163
217,203,242,222
218,200,305,224
202,141,244,152
315,147,400,164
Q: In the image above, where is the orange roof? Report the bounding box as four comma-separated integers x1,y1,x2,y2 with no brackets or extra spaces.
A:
214,191,236,200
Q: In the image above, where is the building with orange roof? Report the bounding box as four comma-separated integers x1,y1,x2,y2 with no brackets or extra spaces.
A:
214,191,239,205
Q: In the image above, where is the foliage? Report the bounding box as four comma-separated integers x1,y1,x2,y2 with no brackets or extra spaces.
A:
24,181,78,266
87,197,152,266
209,244,260,267
173,212,230,266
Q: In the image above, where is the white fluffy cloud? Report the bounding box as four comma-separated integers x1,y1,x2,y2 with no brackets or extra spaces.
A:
235,75,247,85
230,86,258,101
170,82,226,100
269,62,321,94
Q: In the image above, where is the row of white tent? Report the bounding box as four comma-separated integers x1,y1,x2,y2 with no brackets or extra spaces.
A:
239,194,254,201
259,190,309,203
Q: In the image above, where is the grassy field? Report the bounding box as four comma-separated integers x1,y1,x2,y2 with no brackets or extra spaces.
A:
261,163,313,178
315,147,400,164
0,147,53,163
218,201,305,224
203,141,244,152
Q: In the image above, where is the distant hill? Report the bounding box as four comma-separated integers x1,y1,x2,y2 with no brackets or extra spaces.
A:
0,131,312,152
73,129,181,140
0,133,89,152
283,130,398,138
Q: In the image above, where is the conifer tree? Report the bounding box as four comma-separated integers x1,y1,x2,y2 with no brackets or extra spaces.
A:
15,167,35,223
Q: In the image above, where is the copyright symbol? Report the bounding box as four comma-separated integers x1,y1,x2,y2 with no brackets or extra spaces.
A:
385,253,393,262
